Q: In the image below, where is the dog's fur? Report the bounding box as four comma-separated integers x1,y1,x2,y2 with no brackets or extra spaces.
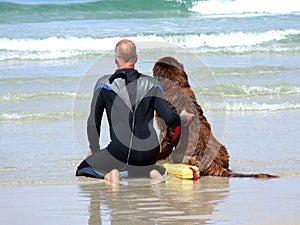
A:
153,56,278,178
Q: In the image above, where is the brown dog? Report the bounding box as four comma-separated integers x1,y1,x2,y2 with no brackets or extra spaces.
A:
153,56,277,178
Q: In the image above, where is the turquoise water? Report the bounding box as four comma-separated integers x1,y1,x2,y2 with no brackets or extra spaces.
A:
1,0,299,186
0,0,300,224
1,0,299,182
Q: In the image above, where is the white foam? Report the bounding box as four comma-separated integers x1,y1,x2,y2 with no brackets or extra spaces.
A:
225,102,300,111
175,30,300,48
190,0,300,16
0,37,119,51
0,111,73,121
222,83,300,97
0,29,298,60
0,91,76,103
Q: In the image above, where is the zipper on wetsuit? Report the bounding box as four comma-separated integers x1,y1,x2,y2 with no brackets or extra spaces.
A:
126,112,135,165
125,73,140,165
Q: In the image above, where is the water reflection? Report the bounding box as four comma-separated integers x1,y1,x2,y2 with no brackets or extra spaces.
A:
79,177,229,225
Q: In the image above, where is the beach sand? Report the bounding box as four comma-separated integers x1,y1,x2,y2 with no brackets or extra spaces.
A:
1,0,299,224
1,177,299,225
1,110,299,225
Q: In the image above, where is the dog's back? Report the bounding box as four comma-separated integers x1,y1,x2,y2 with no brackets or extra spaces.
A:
153,56,278,178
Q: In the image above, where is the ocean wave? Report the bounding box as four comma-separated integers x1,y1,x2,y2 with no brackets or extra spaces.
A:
2,30,298,50
0,0,191,23
0,76,80,85
207,66,299,75
207,83,300,97
224,102,300,111
0,111,73,122
0,109,92,122
0,29,299,60
198,99,300,112
0,91,76,103
197,97,300,111
195,82,300,111
191,0,300,17
1,0,298,24
2,102,299,123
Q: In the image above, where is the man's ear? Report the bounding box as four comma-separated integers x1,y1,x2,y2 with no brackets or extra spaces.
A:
114,54,119,65
134,54,138,64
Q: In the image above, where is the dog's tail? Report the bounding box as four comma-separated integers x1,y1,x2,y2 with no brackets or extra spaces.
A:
227,171,279,178
200,168,279,178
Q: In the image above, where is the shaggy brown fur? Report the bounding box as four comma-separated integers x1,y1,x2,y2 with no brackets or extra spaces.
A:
153,56,278,178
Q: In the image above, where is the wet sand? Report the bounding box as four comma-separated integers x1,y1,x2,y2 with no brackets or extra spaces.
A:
1,177,299,225
1,110,300,224
1,1,299,224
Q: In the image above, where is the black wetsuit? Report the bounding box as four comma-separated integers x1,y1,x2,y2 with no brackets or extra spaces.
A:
76,69,185,178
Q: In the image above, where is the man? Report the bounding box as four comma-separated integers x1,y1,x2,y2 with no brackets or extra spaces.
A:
76,39,194,184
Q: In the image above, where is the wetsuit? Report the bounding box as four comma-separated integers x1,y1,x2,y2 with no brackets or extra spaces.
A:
76,69,185,178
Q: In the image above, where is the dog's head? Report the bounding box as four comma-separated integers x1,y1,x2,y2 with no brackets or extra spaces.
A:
152,56,190,90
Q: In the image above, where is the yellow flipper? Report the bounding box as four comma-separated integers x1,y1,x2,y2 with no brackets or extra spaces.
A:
162,163,200,180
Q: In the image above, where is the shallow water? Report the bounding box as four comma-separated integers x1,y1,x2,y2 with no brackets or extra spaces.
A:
1,55,300,224
1,108,299,185
1,56,299,223
1,0,299,223
1,176,299,225
1,109,299,224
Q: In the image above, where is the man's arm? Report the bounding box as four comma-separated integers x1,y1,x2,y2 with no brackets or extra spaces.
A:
153,85,194,127
87,88,105,153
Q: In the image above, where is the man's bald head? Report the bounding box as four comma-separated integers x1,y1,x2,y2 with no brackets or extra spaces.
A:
114,39,138,68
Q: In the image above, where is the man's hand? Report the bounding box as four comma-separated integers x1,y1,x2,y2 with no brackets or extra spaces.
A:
180,109,194,126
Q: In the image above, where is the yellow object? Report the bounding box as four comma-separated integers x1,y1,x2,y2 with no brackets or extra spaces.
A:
162,163,200,180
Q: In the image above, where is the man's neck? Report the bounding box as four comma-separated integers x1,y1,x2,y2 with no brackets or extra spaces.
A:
118,64,135,70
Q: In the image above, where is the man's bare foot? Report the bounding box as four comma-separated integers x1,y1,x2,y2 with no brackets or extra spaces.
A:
150,169,163,180
150,169,165,184
104,169,120,185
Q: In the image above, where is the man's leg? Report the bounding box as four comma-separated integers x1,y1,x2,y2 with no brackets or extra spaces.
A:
125,164,166,180
76,148,124,181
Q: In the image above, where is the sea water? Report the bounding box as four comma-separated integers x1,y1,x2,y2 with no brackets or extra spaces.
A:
0,0,299,224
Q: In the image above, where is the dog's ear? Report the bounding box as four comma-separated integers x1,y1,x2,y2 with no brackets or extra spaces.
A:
153,62,173,79
153,58,190,88
153,62,174,74
182,71,190,87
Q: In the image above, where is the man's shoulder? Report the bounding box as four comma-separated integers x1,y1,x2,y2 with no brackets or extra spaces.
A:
139,73,160,85
139,73,153,80
93,75,112,93
96,75,111,84
137,73,163,94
